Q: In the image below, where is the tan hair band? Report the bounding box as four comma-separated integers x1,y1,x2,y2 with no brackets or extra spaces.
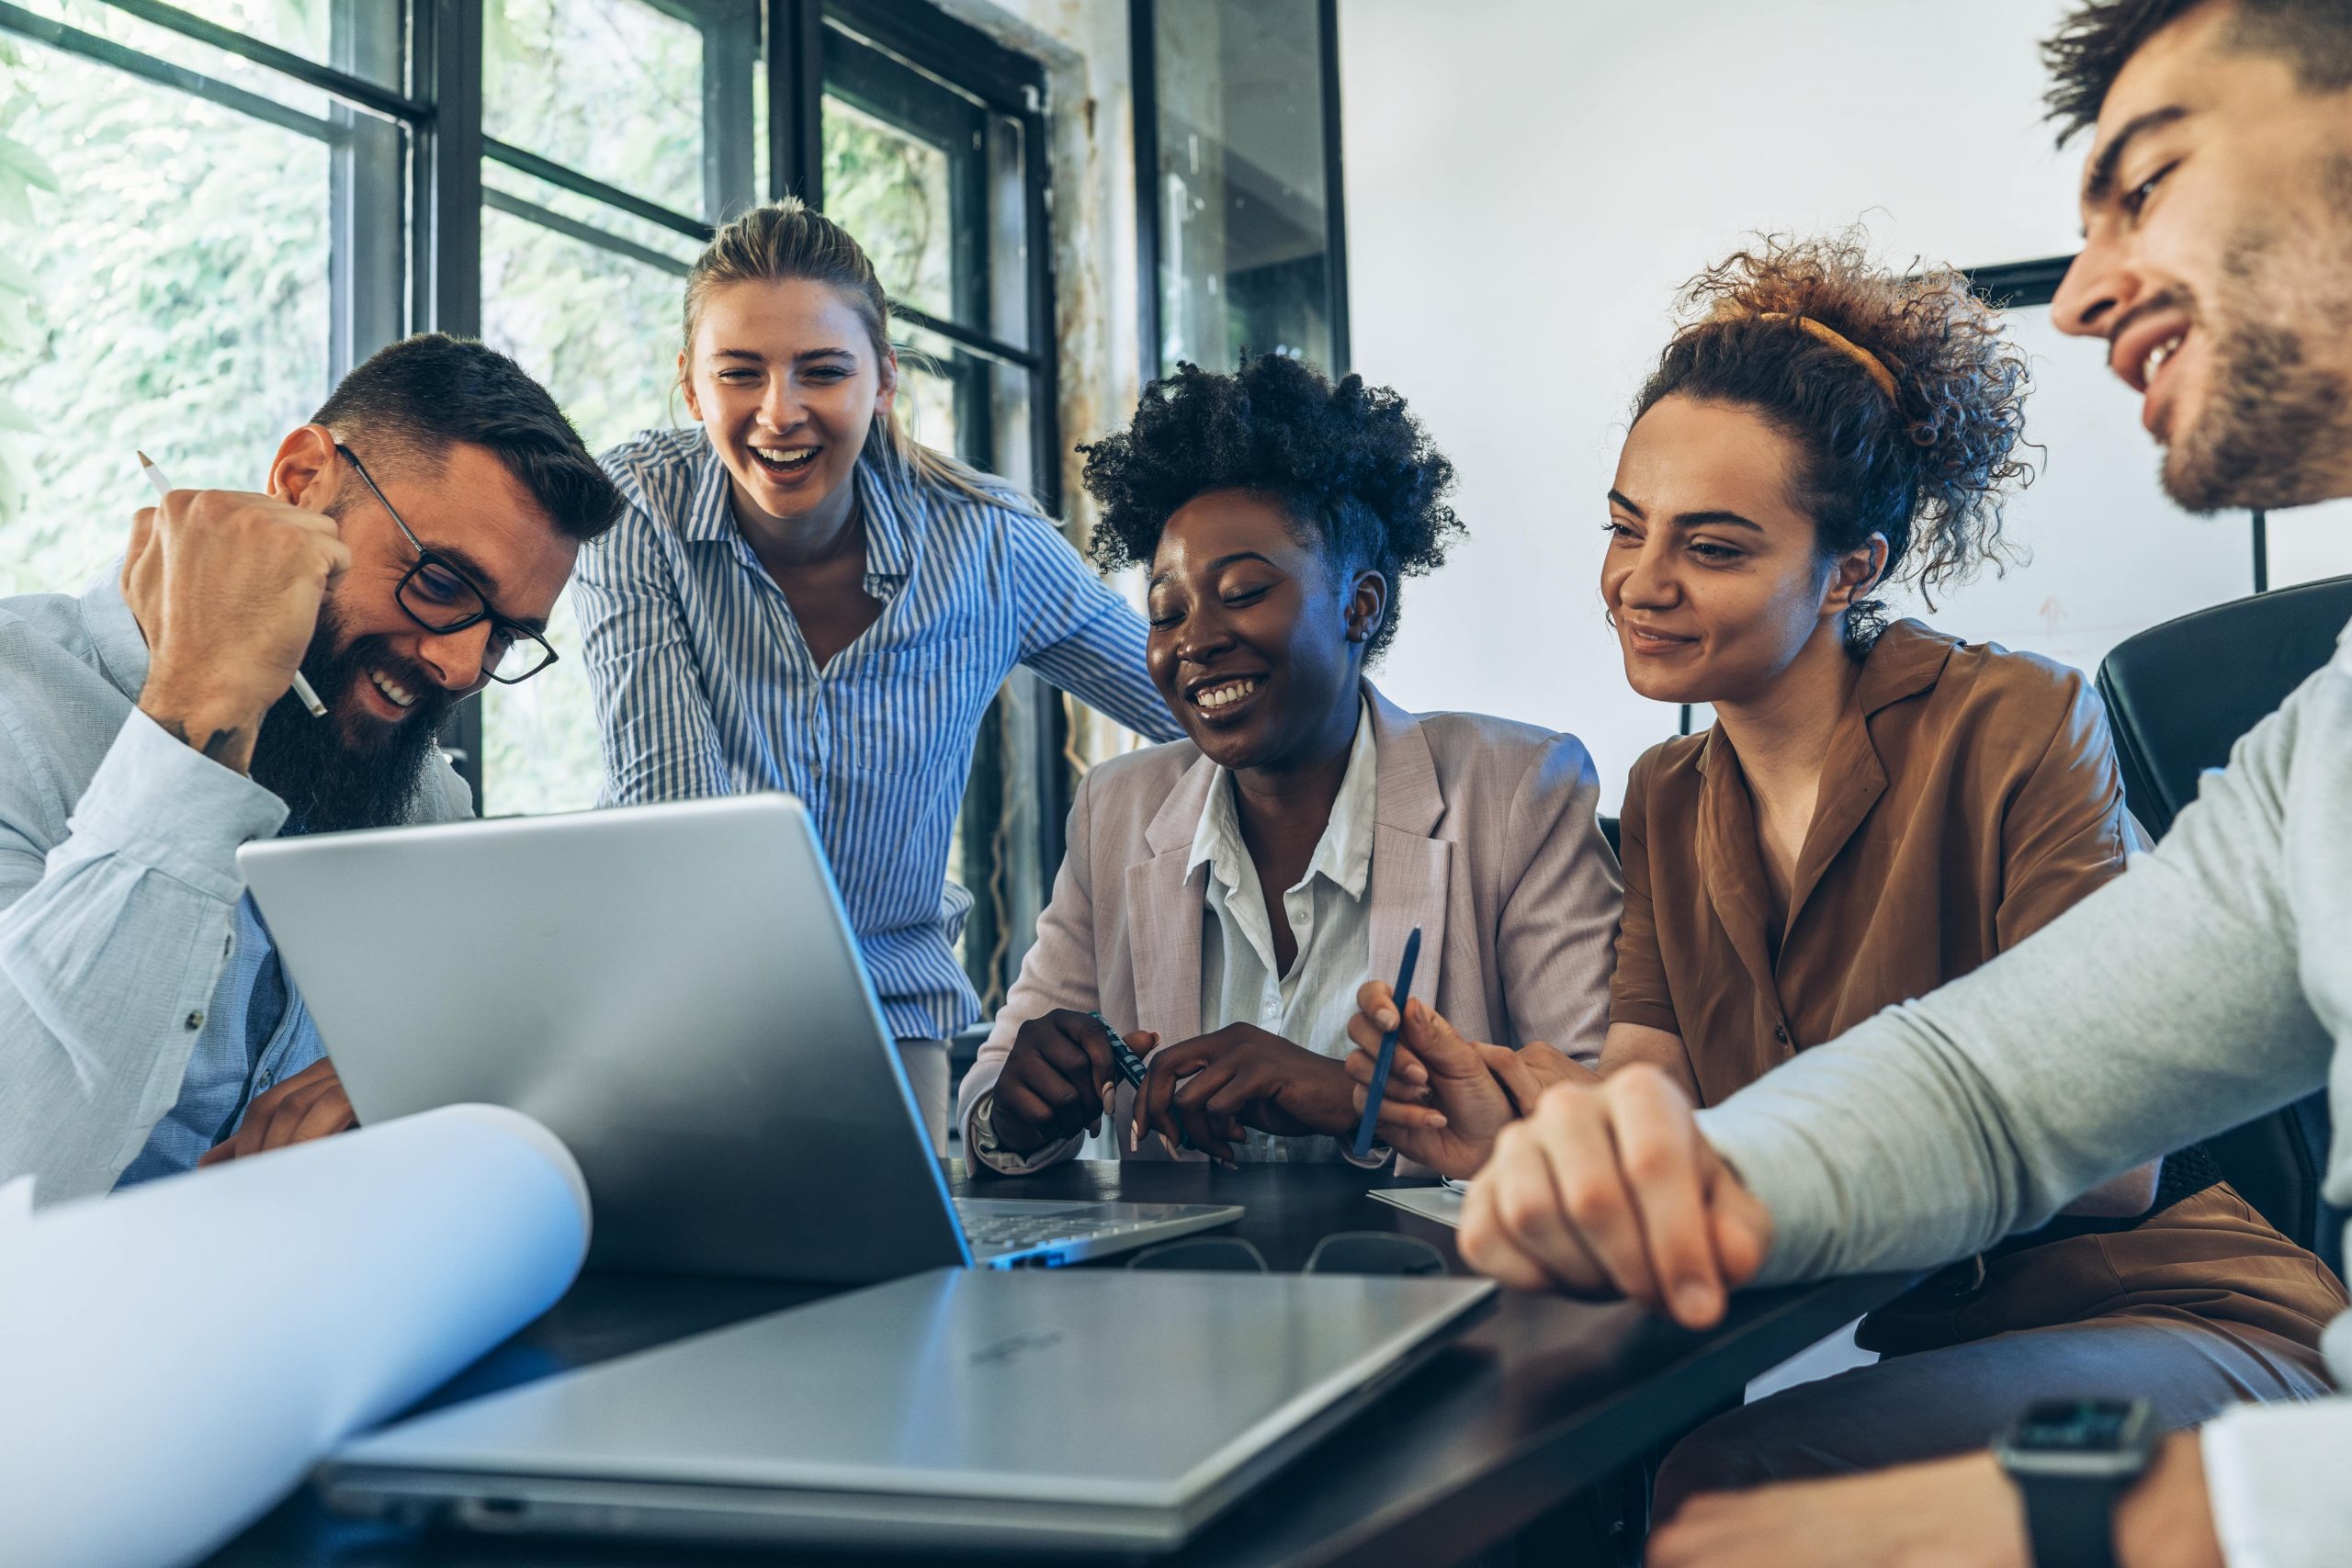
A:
1713,306,1900,403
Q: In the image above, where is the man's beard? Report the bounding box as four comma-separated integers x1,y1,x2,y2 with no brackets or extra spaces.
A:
2162,204,2352,513
246,604,457,833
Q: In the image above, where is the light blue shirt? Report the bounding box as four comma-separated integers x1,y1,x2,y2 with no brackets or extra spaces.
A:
578,430,1181,1040
0,570,469,1202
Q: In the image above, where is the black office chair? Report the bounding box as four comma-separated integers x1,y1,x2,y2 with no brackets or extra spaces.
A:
2096,573,2352,1276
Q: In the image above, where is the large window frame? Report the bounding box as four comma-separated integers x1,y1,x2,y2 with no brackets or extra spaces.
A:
1129,0,1351,378
0,0,1067,1004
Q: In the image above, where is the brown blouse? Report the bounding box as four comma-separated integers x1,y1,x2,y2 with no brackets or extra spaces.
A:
1611,620,2346,1355
1611,619,2134,1106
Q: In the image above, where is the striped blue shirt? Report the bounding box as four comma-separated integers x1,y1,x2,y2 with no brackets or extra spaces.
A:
577,428,1181,1040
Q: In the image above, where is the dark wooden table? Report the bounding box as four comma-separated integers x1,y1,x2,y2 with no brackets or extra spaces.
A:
207,1159,1911,1567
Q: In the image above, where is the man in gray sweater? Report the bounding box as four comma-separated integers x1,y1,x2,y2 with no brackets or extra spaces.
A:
1456,4,2352,1564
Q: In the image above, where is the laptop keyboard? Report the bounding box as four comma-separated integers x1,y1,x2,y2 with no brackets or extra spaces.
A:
952,1201,1157,1255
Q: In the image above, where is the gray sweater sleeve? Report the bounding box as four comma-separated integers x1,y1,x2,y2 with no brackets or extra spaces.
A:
1694,672,2337,1286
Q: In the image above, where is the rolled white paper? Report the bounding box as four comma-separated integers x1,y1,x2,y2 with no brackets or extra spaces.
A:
0,1173,30,1233
0,1103,591,1568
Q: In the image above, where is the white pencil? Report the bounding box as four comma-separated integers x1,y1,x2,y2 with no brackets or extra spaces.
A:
137,451,330,719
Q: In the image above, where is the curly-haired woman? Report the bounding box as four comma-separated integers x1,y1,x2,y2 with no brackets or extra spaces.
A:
575,202,1181,1148
1346,235,2346,1494
956,353,1623,1171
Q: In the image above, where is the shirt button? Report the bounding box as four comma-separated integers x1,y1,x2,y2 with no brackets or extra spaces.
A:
1773,1022,1791,1045
185,1010,205,1031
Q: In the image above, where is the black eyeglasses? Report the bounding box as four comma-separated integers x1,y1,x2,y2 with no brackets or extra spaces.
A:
336,444,559,684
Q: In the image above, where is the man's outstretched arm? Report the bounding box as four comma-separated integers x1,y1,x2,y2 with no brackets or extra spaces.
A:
1695,673,2335,1285
1458,668,2341,1328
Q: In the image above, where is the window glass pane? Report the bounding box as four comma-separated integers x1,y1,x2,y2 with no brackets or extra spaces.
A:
479,204,689,817
0,29,332,597
752,44,771,200
484,0,705,220
483,161,707,276
8,0,354,118
1151,0,1332,374
822,28,1026,349
1878,307,2254,676
114,0,403,88
892,330,1034,501
983,113,1030,351
892,323,967,468
481,207,689,466
2267,500,2352,589
155,0,325,56
822,93,956,327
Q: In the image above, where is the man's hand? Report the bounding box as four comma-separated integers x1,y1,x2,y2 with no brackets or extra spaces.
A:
1457,1065,1771,1328
196,1058,356,1167
1648,1451,2025,1568
988,1010,1152,1156
1647,1433,2222,1568
1341,984,1596,1177
124,487,349,773
1131,1024,1362,1163
1481,1038,1588,1113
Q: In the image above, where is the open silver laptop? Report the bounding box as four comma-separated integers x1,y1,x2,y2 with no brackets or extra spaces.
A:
239,795,1239,1280
321,1266,1497,1551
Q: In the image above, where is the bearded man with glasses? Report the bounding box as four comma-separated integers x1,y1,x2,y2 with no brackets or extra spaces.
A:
0,333,621,1202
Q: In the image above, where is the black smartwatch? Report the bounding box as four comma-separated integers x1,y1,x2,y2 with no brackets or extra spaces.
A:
1993,1398,2158,1568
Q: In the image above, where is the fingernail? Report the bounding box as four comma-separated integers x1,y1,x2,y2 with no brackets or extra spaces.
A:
1430,1113,1446,1127
1158,1133,1177,1158
1380,1010,1397,1029
1676,1283,1716,1323
1128,1122,1140,1153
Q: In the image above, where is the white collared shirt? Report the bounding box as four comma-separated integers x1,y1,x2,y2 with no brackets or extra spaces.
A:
1186,700,1382,1164
970,701,1387,1174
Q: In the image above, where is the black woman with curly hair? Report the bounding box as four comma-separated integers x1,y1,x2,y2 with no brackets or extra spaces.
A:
1346,236,2345,1495
956,353,1623,1171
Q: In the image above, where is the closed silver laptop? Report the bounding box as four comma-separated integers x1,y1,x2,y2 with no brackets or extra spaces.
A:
239,795,1238,1281
321,1267,1498,1551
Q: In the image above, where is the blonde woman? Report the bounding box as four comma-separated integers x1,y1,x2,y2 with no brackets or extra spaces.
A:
576,200,1180,1143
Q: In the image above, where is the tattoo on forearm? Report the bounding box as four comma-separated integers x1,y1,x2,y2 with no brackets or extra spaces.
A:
156,716,246,763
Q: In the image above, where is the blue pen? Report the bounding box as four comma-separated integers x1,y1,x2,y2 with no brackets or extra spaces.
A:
1352,926,1423,1160
1092,1010,1189,1152
1089,1010,1149,1089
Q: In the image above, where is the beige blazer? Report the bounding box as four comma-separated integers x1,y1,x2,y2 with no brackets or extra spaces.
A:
957,685,1624,1165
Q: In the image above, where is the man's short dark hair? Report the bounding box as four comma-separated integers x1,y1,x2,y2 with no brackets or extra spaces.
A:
2044,0,2352,143
311,333,623,541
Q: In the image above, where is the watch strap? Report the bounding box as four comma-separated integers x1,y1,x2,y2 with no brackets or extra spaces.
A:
2014,1471,2124,1568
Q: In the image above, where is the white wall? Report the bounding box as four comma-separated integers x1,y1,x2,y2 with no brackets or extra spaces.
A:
2272,498,2352,587
1339,0,2256,807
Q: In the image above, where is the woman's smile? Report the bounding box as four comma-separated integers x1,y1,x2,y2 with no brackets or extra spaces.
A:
1188,671,1269,721
1623,621,1701,658
745,436,822,482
